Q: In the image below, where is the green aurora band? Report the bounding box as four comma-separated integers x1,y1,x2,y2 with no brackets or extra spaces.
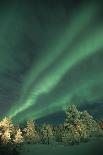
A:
21,3,98,96
8,25,103,119
18,72,103,122
6,2,103,121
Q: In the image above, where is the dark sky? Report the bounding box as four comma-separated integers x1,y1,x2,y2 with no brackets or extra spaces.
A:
0,0,103,123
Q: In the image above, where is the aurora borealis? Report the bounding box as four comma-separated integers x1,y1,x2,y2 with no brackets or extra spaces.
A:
0,0,103,122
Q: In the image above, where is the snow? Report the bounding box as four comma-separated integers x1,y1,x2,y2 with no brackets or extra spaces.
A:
20,138,103,155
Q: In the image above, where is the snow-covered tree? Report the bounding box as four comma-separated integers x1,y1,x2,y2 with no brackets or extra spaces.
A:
62,105,102,144
0,117,14,132
80,110,102,137
41,124,54,144
24,120,39,144
54,124,64,142
13,129,23,144
1,129,11,144
0,117,14,144
62,124,81,144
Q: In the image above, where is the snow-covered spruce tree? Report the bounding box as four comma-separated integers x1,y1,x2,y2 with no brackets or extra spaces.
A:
13,129,23,144
23,120,40,144
41,124,54,144
62,105,102,144
1,129,11,144
54,124,64,143
0,117,14,144
0,117,23,155
62,105,81,144
80,110,103,137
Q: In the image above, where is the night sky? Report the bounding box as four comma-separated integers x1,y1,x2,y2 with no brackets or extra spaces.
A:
0,0,103,123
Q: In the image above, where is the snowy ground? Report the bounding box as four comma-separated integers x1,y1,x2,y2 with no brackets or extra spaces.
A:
20,138,103,155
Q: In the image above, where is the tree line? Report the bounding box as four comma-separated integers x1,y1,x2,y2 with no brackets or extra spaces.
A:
0,105,103,154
